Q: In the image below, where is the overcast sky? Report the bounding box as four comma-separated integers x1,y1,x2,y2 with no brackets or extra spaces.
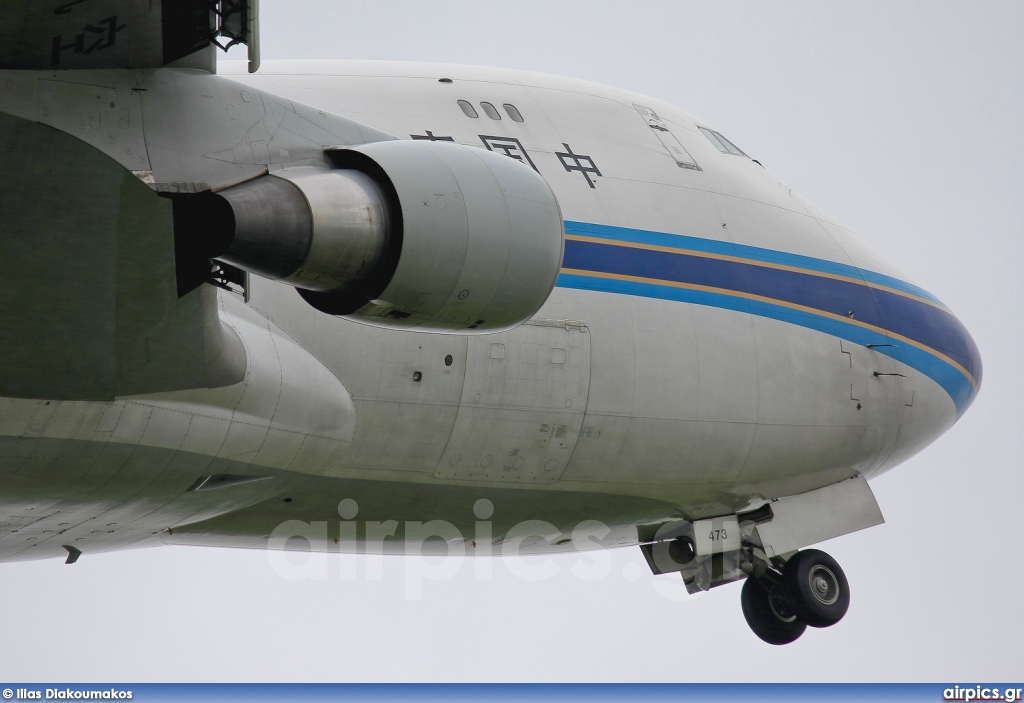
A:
4,1,1021,683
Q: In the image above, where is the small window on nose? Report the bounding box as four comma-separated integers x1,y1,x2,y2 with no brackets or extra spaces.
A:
458,100,478,118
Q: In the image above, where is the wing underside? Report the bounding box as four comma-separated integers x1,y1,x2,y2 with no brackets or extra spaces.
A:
0,0,258,72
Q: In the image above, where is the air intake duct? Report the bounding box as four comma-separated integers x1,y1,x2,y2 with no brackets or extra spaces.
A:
188,139,564,332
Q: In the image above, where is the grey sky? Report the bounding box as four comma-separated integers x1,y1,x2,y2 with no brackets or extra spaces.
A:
3,1,1021,682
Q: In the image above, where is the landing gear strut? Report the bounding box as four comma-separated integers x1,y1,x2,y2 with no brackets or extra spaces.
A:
740,548,850,645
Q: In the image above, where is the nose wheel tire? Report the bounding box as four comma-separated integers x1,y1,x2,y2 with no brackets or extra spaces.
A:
781,548,850,628
740,576,807,645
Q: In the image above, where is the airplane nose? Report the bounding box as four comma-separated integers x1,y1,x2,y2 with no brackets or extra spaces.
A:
872,285,982,417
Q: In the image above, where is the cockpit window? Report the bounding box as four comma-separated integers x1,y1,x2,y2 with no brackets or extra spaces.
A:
699,126,747,156
458,100,478,118
699,127,728,152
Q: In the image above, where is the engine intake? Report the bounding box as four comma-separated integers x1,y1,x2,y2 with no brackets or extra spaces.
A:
187,139,564,332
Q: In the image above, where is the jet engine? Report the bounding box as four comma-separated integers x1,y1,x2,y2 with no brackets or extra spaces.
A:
190,139,564,332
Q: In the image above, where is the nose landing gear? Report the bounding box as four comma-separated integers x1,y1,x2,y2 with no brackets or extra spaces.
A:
740,548,850,645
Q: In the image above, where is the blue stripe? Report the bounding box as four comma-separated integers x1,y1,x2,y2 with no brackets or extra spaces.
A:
556,223,982,416
564,220,947,307
563,238,980,383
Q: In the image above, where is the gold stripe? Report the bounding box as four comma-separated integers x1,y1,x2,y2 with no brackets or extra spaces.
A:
561,267,978,391
564,234,951,313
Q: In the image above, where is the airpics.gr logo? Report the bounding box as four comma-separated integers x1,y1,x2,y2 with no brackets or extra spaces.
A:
943,686,1023,702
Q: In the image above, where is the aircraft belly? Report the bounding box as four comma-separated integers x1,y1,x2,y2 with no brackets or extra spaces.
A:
0,433,681,562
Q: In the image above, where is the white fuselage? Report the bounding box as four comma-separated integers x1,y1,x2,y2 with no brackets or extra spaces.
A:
0,61,980,561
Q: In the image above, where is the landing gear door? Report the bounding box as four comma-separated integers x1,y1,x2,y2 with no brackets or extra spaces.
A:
634,104,701,171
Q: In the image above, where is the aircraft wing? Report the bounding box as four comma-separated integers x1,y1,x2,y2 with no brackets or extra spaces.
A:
0,0,259,72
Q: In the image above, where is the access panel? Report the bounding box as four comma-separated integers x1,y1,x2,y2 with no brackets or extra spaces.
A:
434,320,591,484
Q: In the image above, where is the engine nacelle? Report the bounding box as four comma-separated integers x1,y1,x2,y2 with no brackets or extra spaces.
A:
203,139,564,332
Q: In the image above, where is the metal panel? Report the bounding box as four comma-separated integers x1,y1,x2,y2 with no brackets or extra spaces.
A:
693,515,740,556
633,104,700,170
754,476,884,557
434,320,590,484
37,78,151,173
